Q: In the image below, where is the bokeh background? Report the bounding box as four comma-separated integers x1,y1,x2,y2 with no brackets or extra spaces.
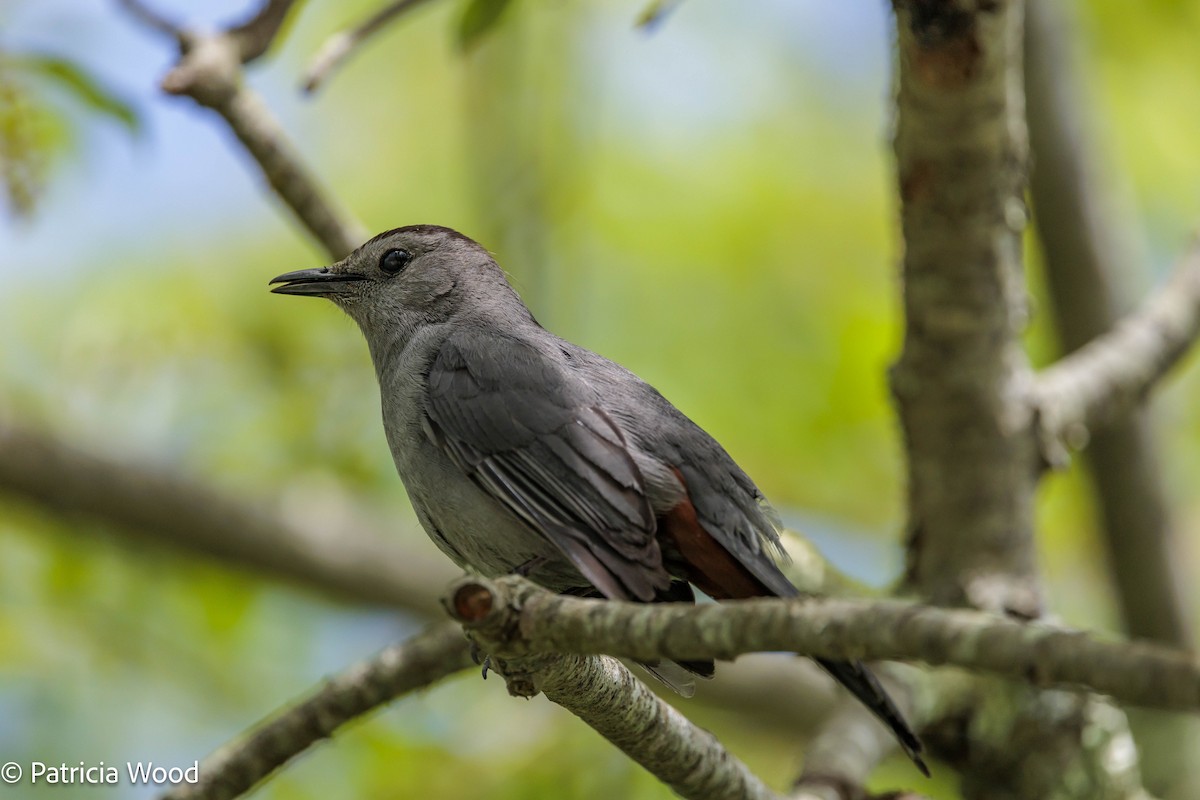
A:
2,0,1200,797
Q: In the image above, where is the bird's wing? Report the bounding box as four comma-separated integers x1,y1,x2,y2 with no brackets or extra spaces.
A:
422,328,670,601
672,447,797,599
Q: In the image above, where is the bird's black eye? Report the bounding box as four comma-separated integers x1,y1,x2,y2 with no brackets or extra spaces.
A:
379,248,412,275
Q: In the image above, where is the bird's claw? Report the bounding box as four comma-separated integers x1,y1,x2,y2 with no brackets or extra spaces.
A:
469,640,492,679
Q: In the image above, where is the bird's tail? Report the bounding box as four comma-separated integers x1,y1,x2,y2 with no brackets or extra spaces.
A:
816,658,929,776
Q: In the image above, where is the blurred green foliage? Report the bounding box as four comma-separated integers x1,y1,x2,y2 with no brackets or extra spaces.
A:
1,1,1198,798
0,49,137,217
457,0,517,51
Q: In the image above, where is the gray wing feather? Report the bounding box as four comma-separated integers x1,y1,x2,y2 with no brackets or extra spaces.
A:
597,369,794,597
679,456,796,598
424,329,669,601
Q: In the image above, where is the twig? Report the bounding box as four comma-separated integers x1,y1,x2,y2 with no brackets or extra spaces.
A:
447,576,1200,715
115,0,182,39
1034,244,1200,459
0,417,455,616
302,0,436,94
229,0,304,63
159,622,473,800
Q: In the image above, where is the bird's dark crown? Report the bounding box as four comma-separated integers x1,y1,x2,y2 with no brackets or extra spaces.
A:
361,224,478,250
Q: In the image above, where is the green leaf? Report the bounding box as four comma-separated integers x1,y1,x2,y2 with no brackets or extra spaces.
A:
0,74,69,218
457,0,516,52
12,54,140,134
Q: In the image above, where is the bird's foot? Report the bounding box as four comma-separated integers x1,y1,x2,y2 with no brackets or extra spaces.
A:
469,640,492,680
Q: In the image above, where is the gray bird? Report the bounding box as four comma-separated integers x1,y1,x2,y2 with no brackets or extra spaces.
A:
270,224,926,774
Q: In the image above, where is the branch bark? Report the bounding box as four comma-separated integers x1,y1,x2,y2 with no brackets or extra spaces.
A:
159,622,473,800
890,0,1041,618
449,576,1200,715
1034,248,1200,456
449,580,787,800
931,679,1152,800
541,654,785,800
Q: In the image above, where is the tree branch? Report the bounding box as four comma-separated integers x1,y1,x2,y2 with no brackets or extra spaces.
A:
447,576,1200,715
0,413,907,796
449,584,786,800
122,1,367,258
116,0,182,39
1026,5,1200,794
1034,245,1200,457
0,411,875,759
301,0,436,94
229,0,304,63
546,654,785,800
889,0,1041,618
0,417,455,616
159,622,473,800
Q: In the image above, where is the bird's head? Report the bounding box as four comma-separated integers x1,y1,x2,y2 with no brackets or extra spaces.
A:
270,224,526,339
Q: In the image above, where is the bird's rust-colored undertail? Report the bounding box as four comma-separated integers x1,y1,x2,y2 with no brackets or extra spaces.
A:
658,468,771,601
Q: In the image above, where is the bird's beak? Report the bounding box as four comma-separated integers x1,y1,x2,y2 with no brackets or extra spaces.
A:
268,268,367,296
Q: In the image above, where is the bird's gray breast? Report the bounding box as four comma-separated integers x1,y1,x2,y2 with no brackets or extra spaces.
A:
375,328,583,587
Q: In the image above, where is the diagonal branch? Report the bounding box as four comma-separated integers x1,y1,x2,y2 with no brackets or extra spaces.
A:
301,0,437,94
1034,244,1200,457
450,585,786,800
229,0,304,63
448,576,1200,715
116,0,182,39
122,1,367,258
159,622,474,800
542,653,784,800
156,600,791,800
0,417,454,616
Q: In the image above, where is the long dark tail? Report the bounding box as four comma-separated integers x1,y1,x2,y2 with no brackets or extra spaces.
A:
816,658,929,777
